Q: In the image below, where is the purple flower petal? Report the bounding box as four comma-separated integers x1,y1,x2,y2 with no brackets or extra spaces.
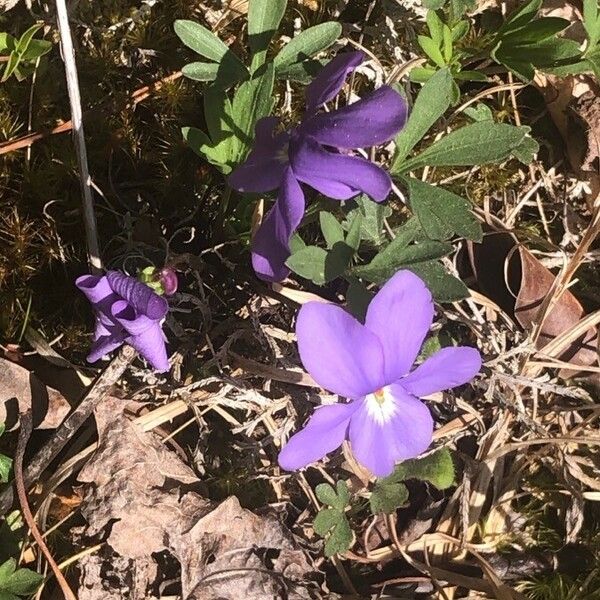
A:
348,387,433,477
87,330,126,363
289,134,392,201
296,302,385,398
128,326,170,373
106,271,168,321
305,51,364,113
301,86,408,149
228,117,289,192
76,274,112,304
365,270,434,384
111,300,154,335
401,347,481,397
251,167,305,282
278,401,359,471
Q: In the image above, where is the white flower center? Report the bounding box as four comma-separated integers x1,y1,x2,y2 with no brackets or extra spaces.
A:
365,386,396,425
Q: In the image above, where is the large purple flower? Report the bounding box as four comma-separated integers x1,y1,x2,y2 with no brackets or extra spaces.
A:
229,51,408,282
278,271,481,477
76,271,170,372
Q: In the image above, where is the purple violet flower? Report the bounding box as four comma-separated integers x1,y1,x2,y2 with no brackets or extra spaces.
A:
76,270,170,372
228,51,408,282
278,271,481,477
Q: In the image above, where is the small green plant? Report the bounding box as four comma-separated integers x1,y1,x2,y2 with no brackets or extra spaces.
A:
175,0,341,174
313,481,354,558
0,24,52,83
370,448,455,515
0,558,43,600
0,424,11,484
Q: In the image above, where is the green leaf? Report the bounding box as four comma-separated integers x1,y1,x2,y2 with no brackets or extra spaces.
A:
324,515,353,557
353,240,452,283
497,0,541,37
16,24,42,56
408,66,437,83
275,58,325,82
183,126,230,173
500,18,570,46
392,68,454,168
316,481,350,511
0,454,11,484
289,233,306,254
370,480,409,515
320,212,344,248
423,0,446,8
0,423,5,437
418,35,446,67
248,0,287,69
345,212,363,251
405,177,482,241
1,53,20,82
182,62,220,81
0,559,43,597
20,38,51,61
426,10,445,45
408,261,468,302
400,448,455,489
232,63,275,157
450,0,476,21
286,246,328,284
346,194,392,246
313,507,340,536
274,22,341,71
451,20,469,41
0,33,16,54
398,122,530,173
513,134,539,164
175,20,234,62
464,103,493,122
442,25,453,62
584,0,600,49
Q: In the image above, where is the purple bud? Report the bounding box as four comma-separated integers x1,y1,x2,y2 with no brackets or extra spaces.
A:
160,267,178,296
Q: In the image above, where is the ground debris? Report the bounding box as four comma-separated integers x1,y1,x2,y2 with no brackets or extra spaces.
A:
77,398,322,600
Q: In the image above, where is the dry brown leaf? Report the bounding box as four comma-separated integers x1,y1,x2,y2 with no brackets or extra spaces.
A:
78,399,322,600
465,232,598,373
0,356,71,430
173,496,320,600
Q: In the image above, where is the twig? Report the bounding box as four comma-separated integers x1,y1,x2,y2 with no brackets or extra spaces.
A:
0,346,136,517
55,0,102,274
15,410,78,600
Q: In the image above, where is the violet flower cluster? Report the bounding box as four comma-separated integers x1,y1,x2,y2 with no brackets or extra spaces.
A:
229,51,408,282
76,271,170,372
278,271,481,477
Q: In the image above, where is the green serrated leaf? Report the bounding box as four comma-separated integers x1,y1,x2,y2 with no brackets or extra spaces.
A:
398,122,530,173
370,480,409,515
408,261,469,302
274,22,341,71
405,177,482,241
392,68,454,168
324,514,353,557
353,240,452,283
313,507,340,536
315,480,349,511
248,0,287,69
401,448,455,489
320,212,344,248
418,35,446,67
